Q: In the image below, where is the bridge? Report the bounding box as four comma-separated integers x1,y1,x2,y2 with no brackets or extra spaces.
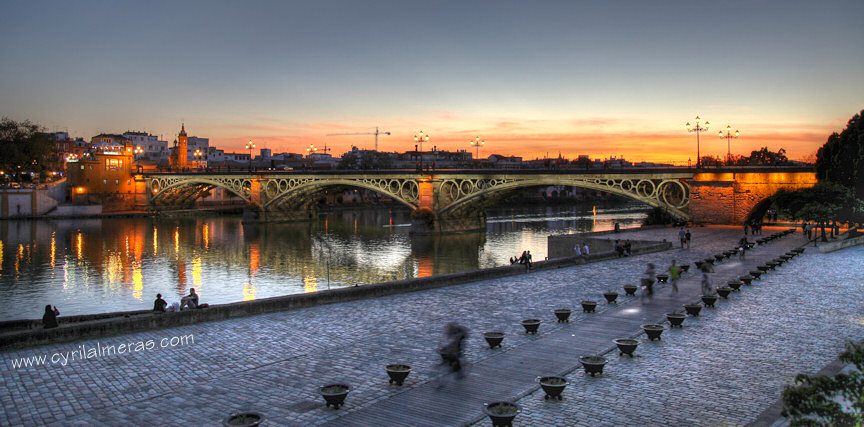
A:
143,167,816,233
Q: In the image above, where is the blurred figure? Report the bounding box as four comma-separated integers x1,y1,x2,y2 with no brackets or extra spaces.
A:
437,322,469,381
641,263,656,298
668,260,680,294
701,265,714,295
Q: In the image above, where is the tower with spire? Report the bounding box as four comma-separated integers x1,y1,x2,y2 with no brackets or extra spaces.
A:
169,123,189,170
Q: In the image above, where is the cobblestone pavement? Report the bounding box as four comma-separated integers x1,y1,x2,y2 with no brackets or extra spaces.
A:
505,238,864,426
1,226,861,426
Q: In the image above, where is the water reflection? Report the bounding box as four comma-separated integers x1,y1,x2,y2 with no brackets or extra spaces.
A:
0,202,648,320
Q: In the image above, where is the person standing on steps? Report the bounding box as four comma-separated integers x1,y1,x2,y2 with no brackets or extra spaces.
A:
678,228,687,248
685,229,692,248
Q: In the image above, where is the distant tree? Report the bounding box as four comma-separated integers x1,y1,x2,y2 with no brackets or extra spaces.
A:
337,151,393,170
772,182,863,239
747,147,789,166
781,340,864,426
815,110,864,200
699,155,723,167
0,117,52,181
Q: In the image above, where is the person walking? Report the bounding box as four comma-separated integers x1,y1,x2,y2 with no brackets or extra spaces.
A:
685,229,692,248
641,263,656,299
668,260,680,294
436,322,469,383
678,228,686,248
700,265,714,295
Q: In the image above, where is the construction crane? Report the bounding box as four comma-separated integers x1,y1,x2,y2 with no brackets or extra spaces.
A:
325,127,391,152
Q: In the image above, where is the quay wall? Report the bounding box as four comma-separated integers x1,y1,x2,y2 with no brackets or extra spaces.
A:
689,171,817,225
819,234,864,253
0,241,672,350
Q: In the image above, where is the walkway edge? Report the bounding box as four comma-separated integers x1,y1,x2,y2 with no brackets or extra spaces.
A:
746,338,864,427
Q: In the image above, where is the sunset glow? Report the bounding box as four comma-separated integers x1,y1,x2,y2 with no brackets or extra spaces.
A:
1,1,862,162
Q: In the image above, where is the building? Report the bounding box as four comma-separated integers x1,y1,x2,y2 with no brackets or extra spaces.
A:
66,141,140,209
46,132,88,174
124,131,169,161
168,124,189,170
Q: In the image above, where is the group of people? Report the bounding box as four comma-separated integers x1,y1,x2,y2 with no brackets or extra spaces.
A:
614,239,632,257
510,251,533,270
744,219,763,236
677,228,692,248
153,289,204,312
573,242,590,256
40,289,208,329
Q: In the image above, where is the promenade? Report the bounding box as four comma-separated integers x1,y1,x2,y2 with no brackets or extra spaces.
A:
2,226,863,426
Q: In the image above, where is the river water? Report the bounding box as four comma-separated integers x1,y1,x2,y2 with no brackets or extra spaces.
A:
0,202,649,321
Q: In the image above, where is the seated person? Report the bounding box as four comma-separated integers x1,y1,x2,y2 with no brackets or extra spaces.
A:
153,293,168,312
179,288,199,310
43,305,60,329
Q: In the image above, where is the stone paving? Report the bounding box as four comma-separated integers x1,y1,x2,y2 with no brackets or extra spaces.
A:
507,241,864,426
0,226,861,426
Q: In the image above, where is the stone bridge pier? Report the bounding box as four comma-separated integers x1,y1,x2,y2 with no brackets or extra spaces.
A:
689,169,817,225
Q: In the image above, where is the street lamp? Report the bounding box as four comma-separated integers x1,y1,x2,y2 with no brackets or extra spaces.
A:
134,146,143,158
306,144,317,170
685,116,710,168
470,136,485,162
413,131,429,152
245,140,255,171
718,125,740,166
193,148,203,170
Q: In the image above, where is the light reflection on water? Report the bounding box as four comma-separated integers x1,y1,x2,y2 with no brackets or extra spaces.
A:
0,203,648,320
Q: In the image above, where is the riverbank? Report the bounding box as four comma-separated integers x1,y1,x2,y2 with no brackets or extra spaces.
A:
0,239,672,350
4,226,859,426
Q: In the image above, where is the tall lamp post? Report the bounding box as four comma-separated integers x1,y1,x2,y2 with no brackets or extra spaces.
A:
685,116,710,168
470,136,485,163
414,131,429,170
414,131,429,152
718,125,739,166
306,144,317,169
193,149,203,170
245,140,255,171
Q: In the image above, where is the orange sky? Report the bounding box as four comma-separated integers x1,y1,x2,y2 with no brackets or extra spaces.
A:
197,113,853,164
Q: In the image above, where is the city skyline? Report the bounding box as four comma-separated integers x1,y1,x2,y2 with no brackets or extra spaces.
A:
1,1,862,163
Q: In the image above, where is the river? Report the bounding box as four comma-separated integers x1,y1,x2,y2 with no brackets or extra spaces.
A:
0,202,649,321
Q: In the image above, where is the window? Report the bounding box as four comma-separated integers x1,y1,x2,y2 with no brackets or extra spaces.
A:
115,180,119,185
103,179,107,185
80,165,84,170
106,159,123,171
127,180,131,185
